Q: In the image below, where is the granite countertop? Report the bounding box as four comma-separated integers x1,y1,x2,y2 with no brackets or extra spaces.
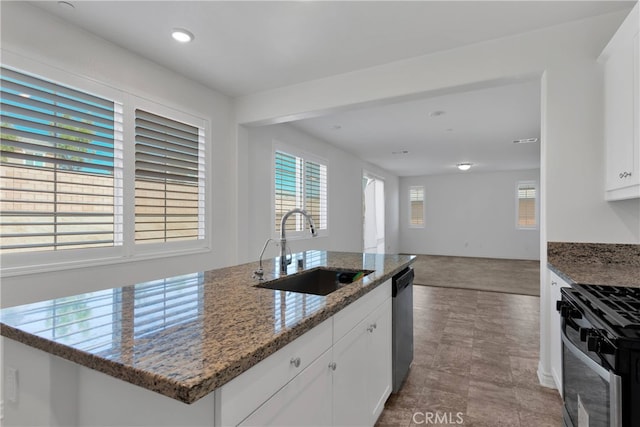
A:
547,242,640,287
0,251,414,404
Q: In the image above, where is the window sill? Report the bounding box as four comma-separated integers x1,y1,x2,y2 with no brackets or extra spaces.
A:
0,246,212,279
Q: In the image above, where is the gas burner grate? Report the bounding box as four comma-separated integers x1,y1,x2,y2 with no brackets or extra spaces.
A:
573,284,640,329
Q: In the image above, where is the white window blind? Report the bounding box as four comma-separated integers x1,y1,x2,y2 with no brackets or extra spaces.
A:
517,182,537,228
134,109,205,244
409,186,425,227
0,66,122,253
274,150,327,234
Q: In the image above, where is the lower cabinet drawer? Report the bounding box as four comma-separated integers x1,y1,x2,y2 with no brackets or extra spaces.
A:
239,349,333,427
216,317,332,427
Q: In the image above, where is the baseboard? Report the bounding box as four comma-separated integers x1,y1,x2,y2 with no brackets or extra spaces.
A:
537,361,558,389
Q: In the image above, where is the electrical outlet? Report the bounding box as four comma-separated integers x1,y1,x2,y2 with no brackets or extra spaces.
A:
5,367,18,404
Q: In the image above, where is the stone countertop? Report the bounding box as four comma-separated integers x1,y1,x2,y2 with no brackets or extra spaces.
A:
0,251,414,404
547,242,640,287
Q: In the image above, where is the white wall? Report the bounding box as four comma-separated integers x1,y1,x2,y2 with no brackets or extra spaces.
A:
400,170,541,260
243,123,399,262
235,10,640,246
233,9,639,392
0,3,236,307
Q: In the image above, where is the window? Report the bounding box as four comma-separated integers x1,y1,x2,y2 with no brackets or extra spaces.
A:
0,67,122,253
0,65,208,271
274,149,327,235
517,181,537,229
134,109,205,244
409,186,425,228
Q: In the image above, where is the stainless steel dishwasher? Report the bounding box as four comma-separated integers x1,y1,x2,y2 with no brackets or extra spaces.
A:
392,266,414,393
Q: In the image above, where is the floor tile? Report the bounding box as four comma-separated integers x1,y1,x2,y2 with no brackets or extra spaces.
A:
379,278,563,427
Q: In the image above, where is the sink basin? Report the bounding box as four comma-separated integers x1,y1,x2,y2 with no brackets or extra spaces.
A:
255,268,374,296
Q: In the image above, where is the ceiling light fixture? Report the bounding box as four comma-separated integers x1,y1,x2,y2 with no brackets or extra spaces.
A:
429,110,446,117
58,1,75,10
171,28,194,43
392,150,409,155
512,138,538,144
457,163,472,171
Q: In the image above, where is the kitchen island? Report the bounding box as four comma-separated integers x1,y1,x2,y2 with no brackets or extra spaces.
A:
0,250,414,426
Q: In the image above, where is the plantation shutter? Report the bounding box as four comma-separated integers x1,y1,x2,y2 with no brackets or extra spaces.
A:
517,183,536,228
409,186,424,227
274,150,327,234
134,109,205,244
0,66,120,253
275,151,303,232
304,160,327,230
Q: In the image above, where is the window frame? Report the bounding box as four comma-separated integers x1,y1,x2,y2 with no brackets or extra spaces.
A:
408,185,425,229
515,180,538,230
0,55,211,277
271,141,328,240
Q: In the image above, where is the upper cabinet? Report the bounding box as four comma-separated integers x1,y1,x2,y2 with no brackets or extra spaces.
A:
599,4,639,201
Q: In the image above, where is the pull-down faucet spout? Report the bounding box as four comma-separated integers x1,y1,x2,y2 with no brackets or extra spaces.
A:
280,209,317,273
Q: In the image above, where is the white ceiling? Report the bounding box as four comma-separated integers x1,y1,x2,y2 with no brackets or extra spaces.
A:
28,0,635,176
292,79,542,176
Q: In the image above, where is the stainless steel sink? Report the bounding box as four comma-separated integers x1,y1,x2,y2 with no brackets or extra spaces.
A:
255,268,374,296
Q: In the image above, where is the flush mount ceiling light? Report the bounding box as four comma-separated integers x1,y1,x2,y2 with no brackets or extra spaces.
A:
171,28,194,43
513,138,538,144
457,163,472,171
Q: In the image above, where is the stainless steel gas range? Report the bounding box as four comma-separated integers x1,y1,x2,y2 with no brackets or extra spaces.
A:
557,284,640,427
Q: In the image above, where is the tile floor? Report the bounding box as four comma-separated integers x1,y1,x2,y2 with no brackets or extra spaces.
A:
376,285,563,427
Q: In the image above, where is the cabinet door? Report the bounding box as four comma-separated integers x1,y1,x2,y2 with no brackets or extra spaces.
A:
366,299,392,425
332,317,369,426
239,349,333,427
602,4,640,200
604,32,635,192
549,270,570,395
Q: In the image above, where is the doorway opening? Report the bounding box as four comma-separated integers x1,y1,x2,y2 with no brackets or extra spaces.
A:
363,172,385,253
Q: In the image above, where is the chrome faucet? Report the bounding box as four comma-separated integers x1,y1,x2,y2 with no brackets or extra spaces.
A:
253,238,273,281
280,208,317,273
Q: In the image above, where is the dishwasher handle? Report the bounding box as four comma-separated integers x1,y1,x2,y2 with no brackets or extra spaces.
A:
392,267,414,297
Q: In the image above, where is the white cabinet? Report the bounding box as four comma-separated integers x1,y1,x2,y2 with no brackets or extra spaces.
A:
332,299,391,426
549,269,571,395
239,349,333,427
366,300,393,423
216,317,333,427
600,3,639,201
218,280,393,427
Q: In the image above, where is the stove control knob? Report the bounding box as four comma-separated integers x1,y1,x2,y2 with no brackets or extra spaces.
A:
579,327,592,342
587,334,600,352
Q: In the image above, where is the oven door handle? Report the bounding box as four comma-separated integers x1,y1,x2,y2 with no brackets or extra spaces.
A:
561,330,623,427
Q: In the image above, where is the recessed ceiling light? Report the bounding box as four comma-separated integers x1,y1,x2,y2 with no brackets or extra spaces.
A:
171,28,194,43
429,110,446,117
457,163,472,171
512,138,538,144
